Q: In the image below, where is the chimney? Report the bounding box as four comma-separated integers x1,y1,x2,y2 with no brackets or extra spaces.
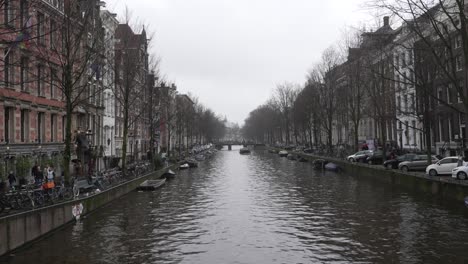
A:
383,16,389,26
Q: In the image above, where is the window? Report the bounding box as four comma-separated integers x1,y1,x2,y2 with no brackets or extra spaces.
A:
455,35,462,49
51,114,57,142
401,53,406,67
3,50,14,87
412,120,416,144
408,50,413,65
456,56,463,71
20,0,29,29
404,94,408,112
20,57,29,91
440,158,457,165
50,20,56,49
20,109,29,142
50,68,56,98
447,85,452,104
37,12,45,45
37,65,44,96
4,107,14,143
37,112,45,143
410,93,415,112
437,88,443,104
4,0,14,27
458,81,464,103
448,116,454,141
395,55,399,69
405,121,409,144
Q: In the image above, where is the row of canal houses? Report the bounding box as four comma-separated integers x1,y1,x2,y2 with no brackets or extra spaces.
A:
329,3,468,157
0,0,184,177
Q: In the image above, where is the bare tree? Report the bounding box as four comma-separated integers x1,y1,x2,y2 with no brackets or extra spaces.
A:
273,82,298,145
373,0,468,155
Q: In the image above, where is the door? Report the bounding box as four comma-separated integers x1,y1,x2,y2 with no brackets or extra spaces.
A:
413,156,427,170
438,158,458,174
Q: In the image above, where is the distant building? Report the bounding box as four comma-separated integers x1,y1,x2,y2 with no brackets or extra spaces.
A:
100,9,118,166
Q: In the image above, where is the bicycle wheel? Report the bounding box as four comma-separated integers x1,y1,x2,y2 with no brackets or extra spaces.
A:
33,191,45,207
62,187,73,200
73,185,80,198
19,193,34,209
6,194,21,210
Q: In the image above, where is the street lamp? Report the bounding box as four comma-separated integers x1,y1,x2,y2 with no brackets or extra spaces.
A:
37,145,42,166
5,145,10,180
85,130,94,176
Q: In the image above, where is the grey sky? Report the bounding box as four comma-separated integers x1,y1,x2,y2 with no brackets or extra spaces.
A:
107,0,372,124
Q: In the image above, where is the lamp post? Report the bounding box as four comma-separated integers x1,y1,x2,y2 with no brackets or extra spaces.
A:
37,145,42,166
85,130,94,176
5,145,10,180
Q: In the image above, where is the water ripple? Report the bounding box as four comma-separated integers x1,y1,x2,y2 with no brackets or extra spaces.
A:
4,148,468,264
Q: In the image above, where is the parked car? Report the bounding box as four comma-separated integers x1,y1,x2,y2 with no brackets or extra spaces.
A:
426,156,466,176
347,150,373,163
366,150,391,165
399,155,439,172
383,153,418,169
451,165,468,180
303,148,313,154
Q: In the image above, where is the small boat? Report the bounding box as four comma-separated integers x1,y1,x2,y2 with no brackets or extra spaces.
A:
324,162,340,172
187,159,198,168
313,159,328,169
239,148,251,154
195,154,205,161
137,179,166,191
287,154,296,160
268,149,277,154
161,169,176,179
180,163,190,170
465,197,468,207
298,157,308,162
279,150,288,157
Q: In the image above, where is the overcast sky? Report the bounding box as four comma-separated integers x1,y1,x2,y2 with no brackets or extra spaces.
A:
106,0,373,125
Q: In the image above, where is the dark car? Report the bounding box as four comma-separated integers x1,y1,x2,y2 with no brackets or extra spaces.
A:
383,153,418,169
366,150,392,165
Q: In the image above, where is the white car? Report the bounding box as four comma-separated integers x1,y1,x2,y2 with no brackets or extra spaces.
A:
426,156,466,176
452,165,468,180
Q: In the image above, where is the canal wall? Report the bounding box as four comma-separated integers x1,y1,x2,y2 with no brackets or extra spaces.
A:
291,151,468,202
0,165,177,257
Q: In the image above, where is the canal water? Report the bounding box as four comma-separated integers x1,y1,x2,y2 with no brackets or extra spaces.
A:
5,146,468,263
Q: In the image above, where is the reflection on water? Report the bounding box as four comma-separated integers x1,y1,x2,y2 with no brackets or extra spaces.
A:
5,146,468,263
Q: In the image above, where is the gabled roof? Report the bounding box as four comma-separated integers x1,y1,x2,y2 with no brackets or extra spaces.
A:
115,24,146,49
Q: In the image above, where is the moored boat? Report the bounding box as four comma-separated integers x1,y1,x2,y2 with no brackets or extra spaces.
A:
298,157,308,162
313,159,328,169
465,197,468,207
180,163,190,170
187,159,198,168
239,148,251,154
195,154,205,161
137,179,166,191
287,153,296,160
324,162,340,172
161,169,176,179
278,150,288,157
